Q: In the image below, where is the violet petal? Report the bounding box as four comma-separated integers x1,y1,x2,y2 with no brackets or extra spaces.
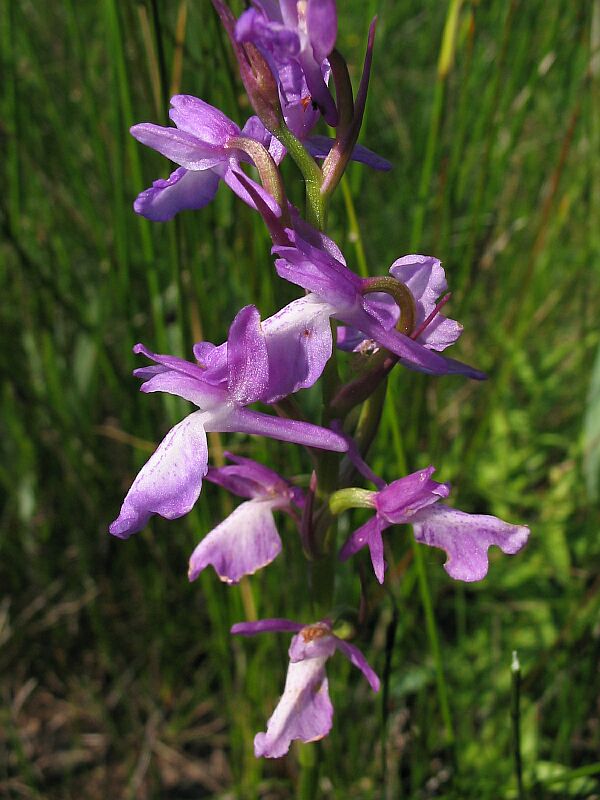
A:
188,498,283,583
130,123,226,170
411,503,530,582
109,411,208,539
133,167,221,222
254,659,333,758
226,305,269,404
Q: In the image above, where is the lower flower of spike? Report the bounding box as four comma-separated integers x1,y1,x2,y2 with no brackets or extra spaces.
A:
231,618,380,758
109,303,347,540
339,467,530,583
188,454,303,584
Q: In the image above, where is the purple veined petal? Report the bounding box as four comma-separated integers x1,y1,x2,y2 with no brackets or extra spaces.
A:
109,410,208,539
168,94,240,144
231,618,303,636
375,467,450,523
411,503,530,582
339,515,387,584
133,342,209,382
188,497,283,583
254,659,333,758
334,639,380,692
305,135,392,171
139,369,229,409
220,407,348,452
130,123,227,170
226,306,269,405
260,295,335,401
133,167,221,222
306,0,337,62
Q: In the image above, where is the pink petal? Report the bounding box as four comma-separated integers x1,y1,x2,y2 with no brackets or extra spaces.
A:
254,659,333,758
188,498,282,583
411,503,530,582
109,411,208,538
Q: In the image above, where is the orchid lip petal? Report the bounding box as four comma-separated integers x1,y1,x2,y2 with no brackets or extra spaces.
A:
188,498,282,584
109,411,208,539
411,504,530,582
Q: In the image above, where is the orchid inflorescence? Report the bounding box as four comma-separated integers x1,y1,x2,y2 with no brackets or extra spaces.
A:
110,0,529,761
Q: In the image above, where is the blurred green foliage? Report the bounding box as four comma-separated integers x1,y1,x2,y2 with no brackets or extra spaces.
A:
1,0,598,797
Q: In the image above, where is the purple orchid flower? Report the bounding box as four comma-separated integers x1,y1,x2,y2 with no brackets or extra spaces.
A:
273,232,485,378
236,0,339,129
130,95,281,222
339,467,530,583
231,618,379,757
109,302,346,539
188,454,303,584
337,254,463,354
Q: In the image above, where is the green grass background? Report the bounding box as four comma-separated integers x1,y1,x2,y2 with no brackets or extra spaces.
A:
1,0,599,797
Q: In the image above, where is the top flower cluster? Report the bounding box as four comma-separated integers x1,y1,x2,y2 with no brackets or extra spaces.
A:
110,0,529,760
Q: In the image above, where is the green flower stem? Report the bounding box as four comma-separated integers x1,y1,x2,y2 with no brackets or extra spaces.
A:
297,742,319,800
273,124,326,228
226,136,289,224
329,487,375,515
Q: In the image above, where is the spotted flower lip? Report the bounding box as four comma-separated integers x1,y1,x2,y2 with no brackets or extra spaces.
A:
339,467,530,583
236,0,339,129
231,617,379,758
109,303,347,540
188,454,303,584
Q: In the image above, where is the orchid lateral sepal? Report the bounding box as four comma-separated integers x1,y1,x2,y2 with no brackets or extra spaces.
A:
329,488,376,515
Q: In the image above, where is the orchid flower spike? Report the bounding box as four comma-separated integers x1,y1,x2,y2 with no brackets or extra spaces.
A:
231,618,380,757
109,302,346,539
188,454,303,584
339,467,530,583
